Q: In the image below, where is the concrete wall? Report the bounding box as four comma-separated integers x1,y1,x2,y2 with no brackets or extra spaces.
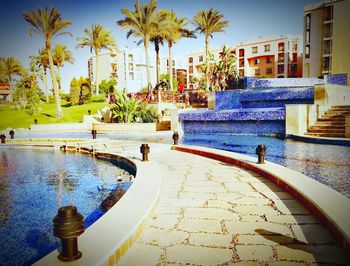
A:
30,123,92,132
346,116,350,138
314,83,350,106
93,123,156,133
285,105,308,135
244,77,324,89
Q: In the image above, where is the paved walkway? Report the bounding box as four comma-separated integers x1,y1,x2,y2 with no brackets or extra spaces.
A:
118,147,350,265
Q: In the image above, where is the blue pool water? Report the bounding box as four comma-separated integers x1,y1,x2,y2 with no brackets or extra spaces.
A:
182,134,350,198
0,149,132,265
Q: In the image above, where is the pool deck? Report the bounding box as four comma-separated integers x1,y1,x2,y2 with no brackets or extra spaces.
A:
2,139,350,265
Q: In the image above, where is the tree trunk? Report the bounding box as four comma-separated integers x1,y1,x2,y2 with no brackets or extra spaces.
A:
57,66,61,94
48,48,63,117
144,39,151,91
95,51,99,95
44,68,49,103
155,42,160,85
205,35,209,91
168,42,174,102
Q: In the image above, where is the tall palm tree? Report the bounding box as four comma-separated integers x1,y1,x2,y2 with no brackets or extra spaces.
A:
52,44,74,92
0,57,24,88
193,8,228,90
117,0,158,91
30,49,49,102
76,24,116,95
23,7,72,118
161,11,194,92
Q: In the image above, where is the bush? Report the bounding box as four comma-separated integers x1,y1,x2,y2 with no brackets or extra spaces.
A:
91,95,106,102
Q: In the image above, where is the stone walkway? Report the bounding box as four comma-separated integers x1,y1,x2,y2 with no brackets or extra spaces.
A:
118,148,350,265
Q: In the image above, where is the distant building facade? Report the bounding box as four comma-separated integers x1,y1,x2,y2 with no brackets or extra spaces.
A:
0,83,11,103
235,35,303,79
303,0,350,83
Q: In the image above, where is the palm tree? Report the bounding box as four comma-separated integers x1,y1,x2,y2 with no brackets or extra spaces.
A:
0,57,24,89
117,0,158,91
30,49,49,102
76,24,116,95
52,44,74,92
161,11,194,93
193,8,228,90
23,7,72,118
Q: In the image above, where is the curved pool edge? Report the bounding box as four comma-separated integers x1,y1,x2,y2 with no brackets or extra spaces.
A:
288,134,350,146
172,144,350,255
12,144,164,266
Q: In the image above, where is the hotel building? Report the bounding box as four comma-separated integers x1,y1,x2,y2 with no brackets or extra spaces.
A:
303,0,350,83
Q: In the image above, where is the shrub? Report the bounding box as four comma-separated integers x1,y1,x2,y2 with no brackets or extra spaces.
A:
91,95,106,102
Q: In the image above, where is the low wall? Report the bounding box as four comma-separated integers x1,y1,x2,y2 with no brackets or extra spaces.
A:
314,84,350,106
244,77,324,89
92,123,156,133
30,123,92,132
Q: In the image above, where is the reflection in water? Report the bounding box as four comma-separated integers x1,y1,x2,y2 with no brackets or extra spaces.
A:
182,134,350,198
0,149,132,265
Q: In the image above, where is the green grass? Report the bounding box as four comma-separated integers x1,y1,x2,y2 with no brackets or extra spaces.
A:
0,102,108,130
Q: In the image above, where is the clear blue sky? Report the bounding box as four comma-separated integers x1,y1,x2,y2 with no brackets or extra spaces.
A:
0,0,316,92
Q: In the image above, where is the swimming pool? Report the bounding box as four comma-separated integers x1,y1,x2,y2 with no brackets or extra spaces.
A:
181,134,350,198
0,149,132,265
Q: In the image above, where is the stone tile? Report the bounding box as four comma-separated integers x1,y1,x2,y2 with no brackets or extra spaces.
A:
139,228,188,246
184,180,223,187
225,182,255,193
179,191,217,200
166,244,233,265
158,198,206,208
183,185,226,193
206,199,232,209
233,205,280,216
261,191,294,200
240,215,266,222
237,234,296,245
225,221,292,236
228,262,260,266
266,214,319,224
178,218,222,233
251,181,283,192
184,208,240,221
158,190,179,199
189,232,233,247
291,224,336,244
275,245,316,262
149,214,179,229
210,176,241,183
234,197,272,205
153,206,181,215
216,192,242,202
269,262,307,266
274,200,310,215
236,245,274,260
119,243,162,266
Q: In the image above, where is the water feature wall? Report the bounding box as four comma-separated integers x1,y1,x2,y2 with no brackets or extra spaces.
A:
179,83,315,135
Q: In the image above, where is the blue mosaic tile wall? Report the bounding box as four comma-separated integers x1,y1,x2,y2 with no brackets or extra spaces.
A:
324,73,348,86
243,77,324,89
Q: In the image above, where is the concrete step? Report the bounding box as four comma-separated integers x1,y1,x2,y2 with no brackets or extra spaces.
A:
305,132,345,138
307,128,344,133
314,121,345,126
309,125,345,130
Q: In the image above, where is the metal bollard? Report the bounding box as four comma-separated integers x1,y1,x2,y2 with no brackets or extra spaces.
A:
172,131,179,145
140,144,150,161
61,145,67,152
52,206,84,262
88,109,91,115
91,145,95,156
9,130,15,139
0,134,5,144
255,144,267,164
34,119,38,125
91,129,97,139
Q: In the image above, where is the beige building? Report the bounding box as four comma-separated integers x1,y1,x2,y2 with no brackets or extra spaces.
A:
235,35,303,79
303,0,350,83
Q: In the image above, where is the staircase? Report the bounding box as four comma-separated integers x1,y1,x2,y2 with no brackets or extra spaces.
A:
306,105,350,138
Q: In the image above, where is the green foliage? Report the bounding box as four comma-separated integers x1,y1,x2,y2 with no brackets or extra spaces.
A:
11,74,41,115
159,74,178,92
99,79,117,95
69,77,92,105
91,95,106,102
110,91,158,123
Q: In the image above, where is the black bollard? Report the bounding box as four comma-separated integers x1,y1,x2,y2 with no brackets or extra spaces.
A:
172,131,179,145
140,144,150,161
9,130,15,139
52,206,84,262
88,109,91,115
0,134,5,144
255,144,267,164
34,119,38,125
91,129,97,139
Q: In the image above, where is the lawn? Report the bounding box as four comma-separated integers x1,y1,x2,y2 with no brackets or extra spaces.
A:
0,102,108,130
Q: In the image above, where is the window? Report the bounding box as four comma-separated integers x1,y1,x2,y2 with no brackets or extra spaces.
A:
255,68,260,75
239,49,245,57
239,69,244,77
292,53,297,63
252,46,258,54
172,60,175,66
128,63,134,72
266,57,272,64
264,45,270,52
278,54,285,63
278,42,285,52
189,75,193,83
199,55,203,62
305,45,310,58
189,66,193,74
254,59,260,65
266,67,272,74
128,54,133,62
278,64,284,74
293,42,298,52
129,72,134,80
306,14,311,29
239,59,244,67
305,30,310,43
166,59,169,66
189,57,193,63
291,64,297,72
